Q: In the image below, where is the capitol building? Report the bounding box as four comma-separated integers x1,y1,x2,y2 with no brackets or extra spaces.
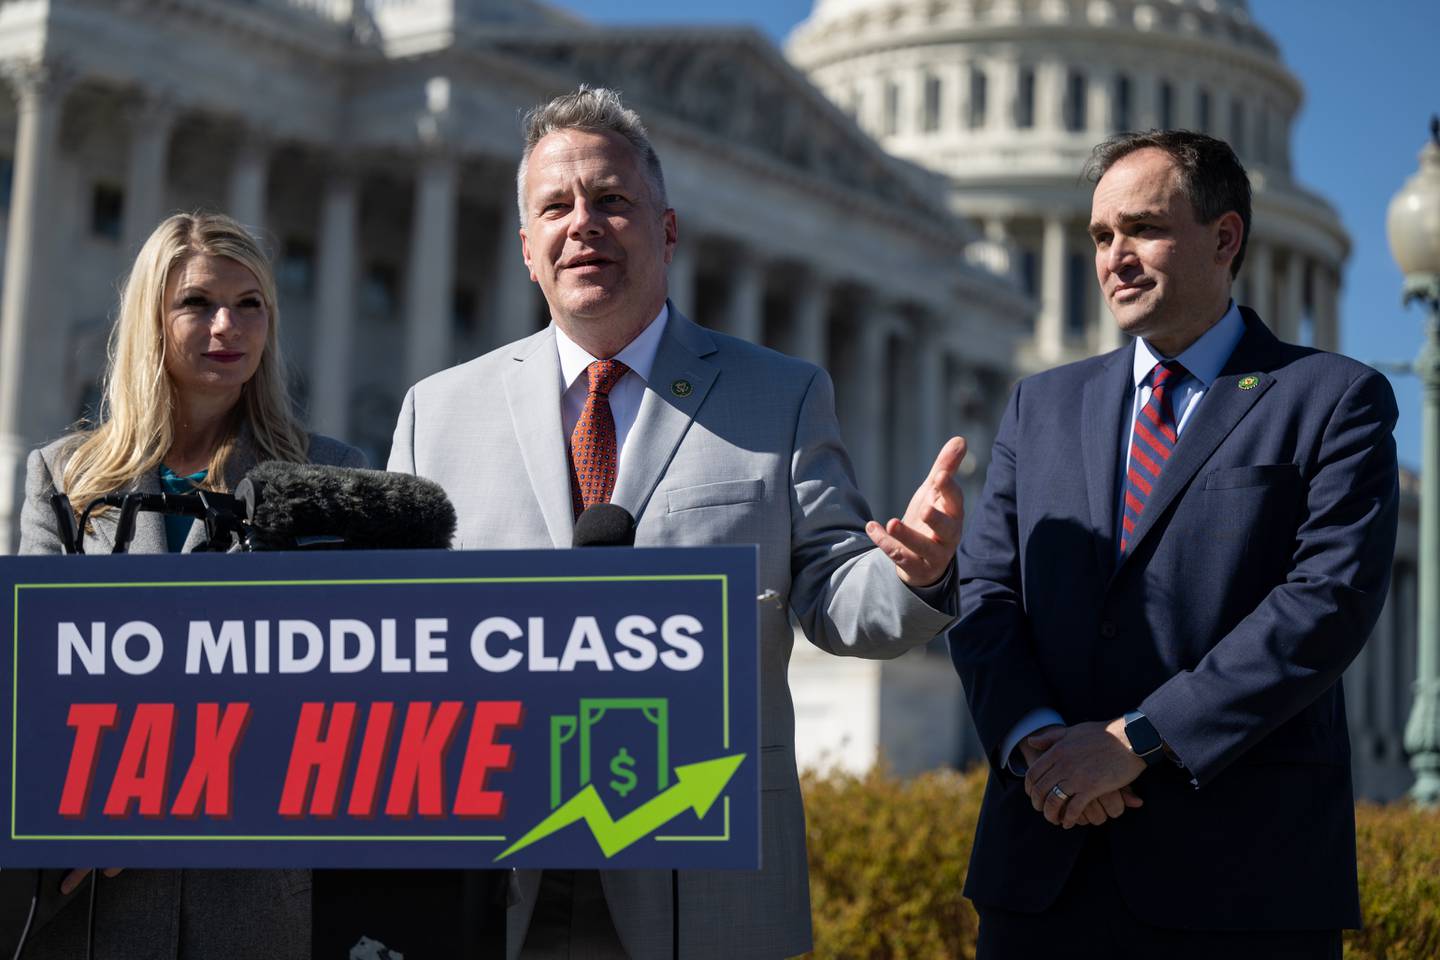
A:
0,0,1419,800
789,0,1347,370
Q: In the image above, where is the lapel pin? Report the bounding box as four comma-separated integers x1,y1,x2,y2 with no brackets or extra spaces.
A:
671,379,693,398
1238,375,1259,391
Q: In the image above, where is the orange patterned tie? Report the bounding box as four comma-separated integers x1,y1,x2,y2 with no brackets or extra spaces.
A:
570,359,630,518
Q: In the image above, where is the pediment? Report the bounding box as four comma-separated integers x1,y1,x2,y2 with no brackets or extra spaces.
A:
490,28,949,225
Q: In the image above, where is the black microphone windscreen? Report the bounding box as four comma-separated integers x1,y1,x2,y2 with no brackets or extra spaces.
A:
573,503,636,547
236,462,457,551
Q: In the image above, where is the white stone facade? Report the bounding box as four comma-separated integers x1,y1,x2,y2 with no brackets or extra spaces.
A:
0,0,1415,800
0,0,1029,552
0,1,1029,785
789,0,1347,370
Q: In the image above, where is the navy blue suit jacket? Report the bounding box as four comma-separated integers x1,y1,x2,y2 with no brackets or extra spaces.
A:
951,308,1398,930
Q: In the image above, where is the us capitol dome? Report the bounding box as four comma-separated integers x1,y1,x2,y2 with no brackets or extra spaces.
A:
787,0,1349,371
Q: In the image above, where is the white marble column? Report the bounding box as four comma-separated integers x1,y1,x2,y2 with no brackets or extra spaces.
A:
1038,216,1067,362
887,322,921,513
403,147,459,384
851,306,890,508
720,251,764,344
0,62,69,554
986,55,1016,135
310,170,359,440
1246,240,1273,321
942,61,966,133
1037,60,1065,130
1314,263,1341,352
1097,280,1125,352
898,65,923,136
863,72,888,137
791,270,829,369
1278,251,1305,344
914,314,945,475
1173,76,1198,130
122,95,176,255
491,206,540,348
1134,69,1159,130
666,237,697,318
227,133,270,238
1087,69,1111,135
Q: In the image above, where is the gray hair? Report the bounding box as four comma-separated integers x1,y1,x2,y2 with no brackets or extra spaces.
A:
515,86,668,224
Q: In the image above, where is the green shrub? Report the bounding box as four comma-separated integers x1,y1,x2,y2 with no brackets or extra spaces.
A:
801,765,1440,960
802,765,983,959
1350,800,1440,959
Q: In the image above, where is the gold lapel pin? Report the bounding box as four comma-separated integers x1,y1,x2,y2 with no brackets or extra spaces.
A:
1238,375,1259,391
671,379,693,398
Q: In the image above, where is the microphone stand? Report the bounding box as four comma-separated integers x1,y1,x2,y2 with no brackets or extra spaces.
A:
50,492,254,555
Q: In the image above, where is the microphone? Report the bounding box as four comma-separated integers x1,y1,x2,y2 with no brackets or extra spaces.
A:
573,503,636,547
235,462,457,551
69,489,250,554
572,503,670,954
86,491,244,517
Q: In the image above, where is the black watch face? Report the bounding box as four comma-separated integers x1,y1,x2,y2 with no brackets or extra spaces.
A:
1127,717,1162,756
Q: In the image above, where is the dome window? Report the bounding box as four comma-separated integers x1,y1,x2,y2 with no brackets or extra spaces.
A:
1114,74,1132,132
968,67,988,129
1015,67,1036,130
1064,71,1088,132
923,73,943,132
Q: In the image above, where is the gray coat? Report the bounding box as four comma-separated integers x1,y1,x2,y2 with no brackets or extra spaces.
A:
389,307,957,959
8,428,364,960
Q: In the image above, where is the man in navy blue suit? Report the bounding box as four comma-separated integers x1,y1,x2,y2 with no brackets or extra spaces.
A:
950,130,1398,959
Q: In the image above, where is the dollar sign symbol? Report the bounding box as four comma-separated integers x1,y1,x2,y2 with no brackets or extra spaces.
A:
609,748,638,798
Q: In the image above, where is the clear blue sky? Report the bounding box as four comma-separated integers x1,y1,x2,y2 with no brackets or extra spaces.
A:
550,0,1440,468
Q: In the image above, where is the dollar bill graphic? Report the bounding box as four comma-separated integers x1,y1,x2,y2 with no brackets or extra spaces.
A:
609,748,637,797
548,698,669,809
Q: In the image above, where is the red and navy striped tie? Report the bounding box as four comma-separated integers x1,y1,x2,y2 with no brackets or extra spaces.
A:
1121,360,1187,554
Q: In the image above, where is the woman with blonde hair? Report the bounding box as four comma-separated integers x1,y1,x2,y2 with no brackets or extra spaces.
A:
9,211,362,957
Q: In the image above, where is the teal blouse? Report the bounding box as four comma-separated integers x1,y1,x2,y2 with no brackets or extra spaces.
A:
158,465,208,553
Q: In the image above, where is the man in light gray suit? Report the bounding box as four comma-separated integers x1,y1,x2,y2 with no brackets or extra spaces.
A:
388,87,966,960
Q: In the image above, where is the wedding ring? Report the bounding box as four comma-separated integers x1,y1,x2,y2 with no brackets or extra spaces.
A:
1050,784,1071,802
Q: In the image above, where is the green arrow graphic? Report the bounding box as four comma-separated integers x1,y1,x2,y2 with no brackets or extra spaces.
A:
496,753,745,861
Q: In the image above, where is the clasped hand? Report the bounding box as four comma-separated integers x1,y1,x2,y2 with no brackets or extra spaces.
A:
1021,721,1146,829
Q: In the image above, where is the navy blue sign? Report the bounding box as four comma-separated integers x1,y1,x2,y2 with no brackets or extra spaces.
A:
0,547,758,869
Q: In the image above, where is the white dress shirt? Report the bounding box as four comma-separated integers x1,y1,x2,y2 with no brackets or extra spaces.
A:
554,304,669,480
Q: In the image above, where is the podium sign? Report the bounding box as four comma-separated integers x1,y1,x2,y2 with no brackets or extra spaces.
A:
0,547,759,869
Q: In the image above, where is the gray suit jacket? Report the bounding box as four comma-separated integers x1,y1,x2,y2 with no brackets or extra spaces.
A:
9,428,364,960
388,307,956,959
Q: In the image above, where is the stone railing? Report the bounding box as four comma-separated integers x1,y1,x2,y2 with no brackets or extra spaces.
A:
255,0,356,21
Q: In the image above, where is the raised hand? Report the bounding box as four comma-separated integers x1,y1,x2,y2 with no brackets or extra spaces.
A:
866,436,967,588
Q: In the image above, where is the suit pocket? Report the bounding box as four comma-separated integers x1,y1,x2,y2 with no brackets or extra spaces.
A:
760,743,796,792
666,478,764,514
1202,463,1299,490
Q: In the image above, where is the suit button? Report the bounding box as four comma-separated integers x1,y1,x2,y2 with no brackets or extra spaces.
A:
1100,621,1117,639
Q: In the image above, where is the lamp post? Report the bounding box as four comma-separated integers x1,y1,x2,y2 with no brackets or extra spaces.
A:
1389,117,1440,806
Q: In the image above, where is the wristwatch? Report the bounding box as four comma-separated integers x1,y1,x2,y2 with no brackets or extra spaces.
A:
1123,710,1168,766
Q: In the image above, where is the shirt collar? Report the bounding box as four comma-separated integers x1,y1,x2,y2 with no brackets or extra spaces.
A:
1132,300,1245,389
556,303,670,391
